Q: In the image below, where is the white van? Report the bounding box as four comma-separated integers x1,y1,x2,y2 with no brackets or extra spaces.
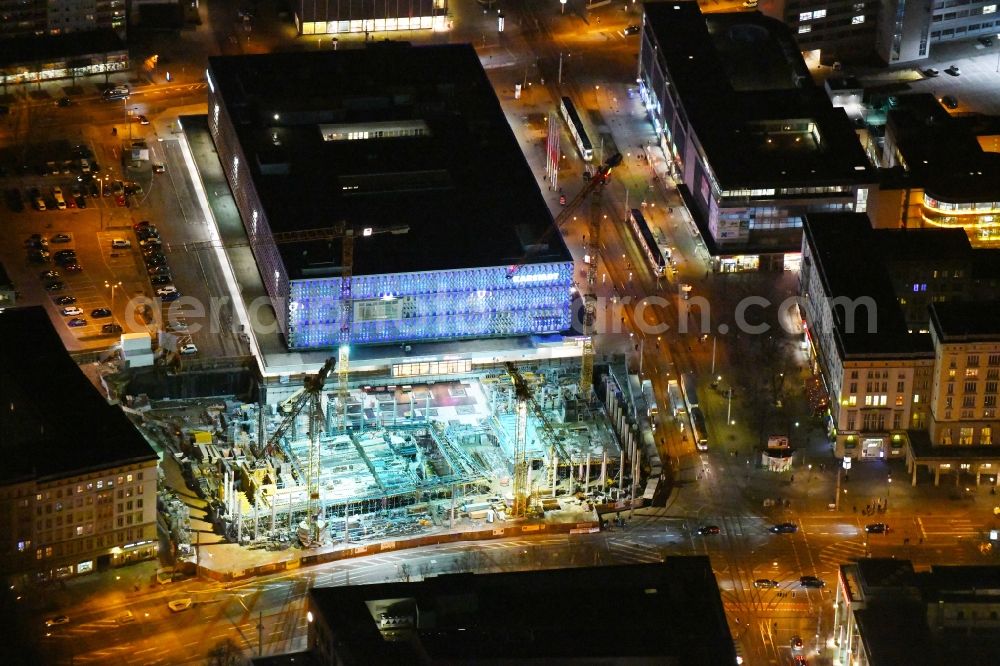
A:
111,239,131,249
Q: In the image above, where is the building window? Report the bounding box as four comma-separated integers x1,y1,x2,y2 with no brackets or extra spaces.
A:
852,14,865,24
988,354,1000,366
847,411,857,430
800,11,814,20
895,395,904,406
959,427,974,445
942,428,953,445
897,381,905,393
966,368,979,378
983,426,993,445
985,5,997,15
850,382,857,393
963,395,976,408
848,395,857,406
799,25,812,33
814,9,827,18
965,381,978,394
893,411,902,429
969,355,980,367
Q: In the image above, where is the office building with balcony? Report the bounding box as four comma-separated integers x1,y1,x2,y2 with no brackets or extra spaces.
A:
833,559,1000,665
206,45,573,352
638,2,875,272
0,307,159,581
293,0,448,36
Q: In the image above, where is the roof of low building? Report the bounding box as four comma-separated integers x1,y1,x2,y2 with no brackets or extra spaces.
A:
803,213,932,357
206,44,570,280
0,29,126,67
642,2,873,188
929,300,1000,341
308,558,736,664
0,307,157,485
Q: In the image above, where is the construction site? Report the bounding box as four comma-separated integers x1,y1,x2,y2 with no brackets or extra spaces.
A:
147,358,628,555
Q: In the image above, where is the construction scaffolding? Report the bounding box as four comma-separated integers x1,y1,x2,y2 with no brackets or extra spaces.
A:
149,361,622,551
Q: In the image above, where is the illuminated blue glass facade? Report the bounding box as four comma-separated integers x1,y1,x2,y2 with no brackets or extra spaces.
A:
287,262,574,349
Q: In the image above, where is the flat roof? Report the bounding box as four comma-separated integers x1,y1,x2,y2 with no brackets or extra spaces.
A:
0,29,126,67
803,213,932,357
207,44,570,280
0,307,157,485
930,300,1000,341
642,3,873,187
885,94,1000,202
310,558,736,664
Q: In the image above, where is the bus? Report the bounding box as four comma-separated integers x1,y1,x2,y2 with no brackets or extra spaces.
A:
667,379,686,421
681,372,700,411
560,96,594,162
627,209,667,278
690,406,709,451
641,378,658,422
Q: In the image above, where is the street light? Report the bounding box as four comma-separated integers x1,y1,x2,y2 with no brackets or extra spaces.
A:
105,280,122,326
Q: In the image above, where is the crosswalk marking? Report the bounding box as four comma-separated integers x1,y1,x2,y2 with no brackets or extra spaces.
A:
918,516,980,538
819,540,867,568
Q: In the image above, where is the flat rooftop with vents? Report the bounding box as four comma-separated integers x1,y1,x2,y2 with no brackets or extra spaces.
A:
206,44,572,350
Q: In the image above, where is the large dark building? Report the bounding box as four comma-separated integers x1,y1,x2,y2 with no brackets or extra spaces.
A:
834,559,1000,664
638,2,874,272
206,45,573,351
0,307,159,581
258,558,736,665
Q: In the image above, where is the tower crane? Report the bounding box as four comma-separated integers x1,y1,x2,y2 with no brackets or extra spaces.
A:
504,362,572,517
261,357,335,546
504,152,622,281
504,152,622,400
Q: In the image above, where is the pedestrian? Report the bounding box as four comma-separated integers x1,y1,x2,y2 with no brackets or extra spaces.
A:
852,505,857,513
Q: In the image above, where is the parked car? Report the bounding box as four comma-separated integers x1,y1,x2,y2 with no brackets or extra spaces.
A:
923,67,939,77
148,266,171,276
44,281,64,291
56,97,72,107
770,522,798,534
979,35,994,47
63,263,83,273
754,579,779,589
695,525,721,535
134,220,151,230
102,323,123,335
44,615,70,627
28,251,50,263
941,95,959,109
68,317,87,327
55,295,76,305
60,307,83,317
179,343,198,355
865,522,889,534
945,65,961,76
91,308,112,318
623,24,641,35
50,233,72,243
153,163,166,174
150,275,173,286
156,285,178,298
40,270,60,279
111,238,132,249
